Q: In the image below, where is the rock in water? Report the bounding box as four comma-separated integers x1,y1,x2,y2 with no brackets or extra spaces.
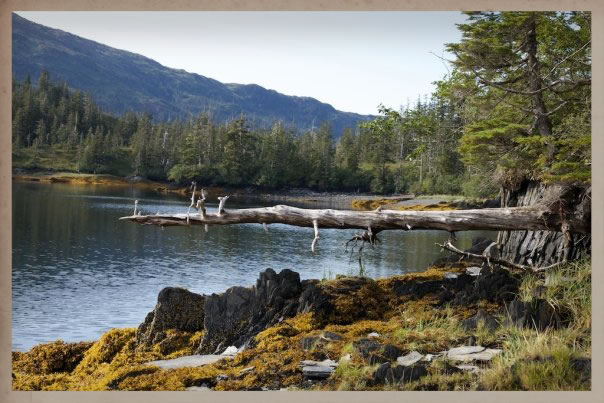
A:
136,287,205,346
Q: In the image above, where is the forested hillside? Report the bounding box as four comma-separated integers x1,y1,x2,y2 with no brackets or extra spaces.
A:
12,11,591,196
12,13,371,135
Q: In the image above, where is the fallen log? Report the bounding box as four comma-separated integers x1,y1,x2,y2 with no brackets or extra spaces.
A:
119,203,588,234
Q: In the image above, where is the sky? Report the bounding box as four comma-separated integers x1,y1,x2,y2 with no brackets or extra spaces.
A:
16,11,467,116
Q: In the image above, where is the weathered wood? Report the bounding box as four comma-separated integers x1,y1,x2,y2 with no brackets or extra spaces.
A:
437,240,566,272
119,204,588,234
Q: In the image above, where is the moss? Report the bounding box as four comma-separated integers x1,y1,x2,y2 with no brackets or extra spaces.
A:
12,340,93,375
350,198,457,211
151,329,205,358
318,277,393,324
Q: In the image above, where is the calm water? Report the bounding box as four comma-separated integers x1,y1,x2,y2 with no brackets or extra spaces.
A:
12,182,495,351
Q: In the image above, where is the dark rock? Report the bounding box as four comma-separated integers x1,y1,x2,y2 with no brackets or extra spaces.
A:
453,268,520,306
373,362,428,385
468,237,495,255
382,344,403,361
353,338,381,359
297,284,333,318
392,364,429,383
136,287,205,346
373,362,394,384
321,331,343,341
460,309,499,332
504,299,561,330
570,358,591,383
368,354,389,365
197,268,303,354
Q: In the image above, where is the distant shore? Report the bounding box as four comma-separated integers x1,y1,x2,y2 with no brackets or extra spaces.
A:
12,169,492,210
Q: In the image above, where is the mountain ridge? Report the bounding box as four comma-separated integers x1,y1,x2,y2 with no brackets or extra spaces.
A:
12,13,372,134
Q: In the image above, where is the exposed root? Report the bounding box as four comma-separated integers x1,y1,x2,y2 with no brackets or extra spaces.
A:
437,240,567,273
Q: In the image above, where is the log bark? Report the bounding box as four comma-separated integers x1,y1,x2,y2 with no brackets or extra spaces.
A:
119,204,588,234
498,181,591,266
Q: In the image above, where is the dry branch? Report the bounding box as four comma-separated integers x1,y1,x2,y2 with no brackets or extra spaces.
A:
437,240,565,273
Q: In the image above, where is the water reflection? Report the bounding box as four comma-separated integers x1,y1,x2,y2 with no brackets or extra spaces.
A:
12,182,495,350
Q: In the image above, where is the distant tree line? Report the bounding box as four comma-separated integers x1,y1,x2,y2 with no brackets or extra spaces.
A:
12,12,590,197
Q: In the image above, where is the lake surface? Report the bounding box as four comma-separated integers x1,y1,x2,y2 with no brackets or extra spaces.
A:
12,182,495,351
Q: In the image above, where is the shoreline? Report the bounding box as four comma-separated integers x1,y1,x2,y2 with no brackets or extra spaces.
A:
11,258,591,391
12,169,492,210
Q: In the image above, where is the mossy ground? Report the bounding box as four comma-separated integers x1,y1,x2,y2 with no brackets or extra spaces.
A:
12,260,591,391
351,198,458,211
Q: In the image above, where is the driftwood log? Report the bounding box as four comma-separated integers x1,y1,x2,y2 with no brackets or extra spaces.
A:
119,189,589,271
120,204,588,234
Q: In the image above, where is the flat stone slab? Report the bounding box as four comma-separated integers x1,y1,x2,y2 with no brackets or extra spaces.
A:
466,348,502,362
455,364,481,373
396,351,423,367
299,359,338,368
466,266,482,276
147,354,231,369
186,386,212,391
300,358,338,378
447,346,486,356
445,346,502,362
302,365,334,379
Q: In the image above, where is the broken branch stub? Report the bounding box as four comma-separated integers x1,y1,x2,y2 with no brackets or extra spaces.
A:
311,220,319,252
187,182,197,224
217,196,230,216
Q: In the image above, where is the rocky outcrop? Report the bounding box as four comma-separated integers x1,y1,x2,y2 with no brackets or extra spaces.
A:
136,287,205,346
196,269,392,354
373,362,429,385
504,299,561,330
197,268,303,354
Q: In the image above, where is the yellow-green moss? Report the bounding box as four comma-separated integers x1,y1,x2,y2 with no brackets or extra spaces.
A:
12,259,591,391
12,340,93,375
351,198,457,211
